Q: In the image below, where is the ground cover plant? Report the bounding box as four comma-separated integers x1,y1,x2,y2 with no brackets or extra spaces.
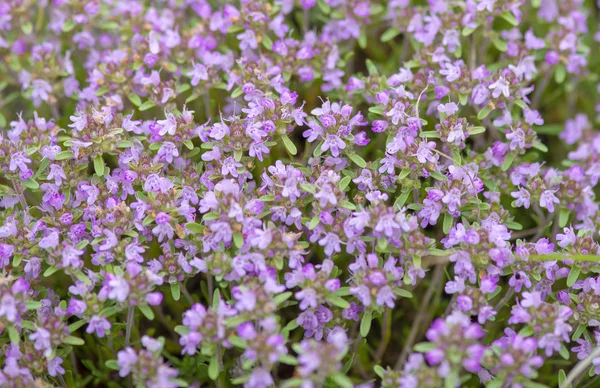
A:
1,0,600,387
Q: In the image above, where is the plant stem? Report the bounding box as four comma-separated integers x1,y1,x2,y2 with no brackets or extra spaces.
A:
125,305,134,346
395,264,445,368
563,346,600,388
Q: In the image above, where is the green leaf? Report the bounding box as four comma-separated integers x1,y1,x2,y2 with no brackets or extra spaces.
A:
300,183,316,194
228,335,247,349
492,38,508,52
330,373,353,388
535,124,563,135
374,365,386,378
174,325,190,335
558,370,570,388
139,100,156,111
105,360,119,370
128,93,142,107
55,151,74,160
261,34,273,50
233,232,243,248
555,64,566,84
381,28,401,42
360,310,372,337
171,283,181,301
572,324,586,341
231,87,243,99
443,213,453,234
559,209,571,228
368,106,384,115
93,156,105,176
326,295,350,309
279,354,298,365
208,354,219,380
63,336,85,346
68,319,87,333
62,20,76,32
23,178,39,190
413,342,436,352
349,153,367,168
358,31,367,49
308,216,320,230
139,305,155,320
8,326,19,344
478,106,493,120
430,171,447,181
467,126,486,135
499,12,519,26
25,301,42,310
365,59,378,75
394,288,413,298
44,265,58,277
502,153,515,172
185,222,203,234
567,267,581,287
273,292,293,306
281,134,297,156
559,344,570,360
532,141,548,153
339,176,351,191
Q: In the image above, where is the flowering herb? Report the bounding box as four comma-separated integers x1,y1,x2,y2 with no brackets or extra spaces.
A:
1,0,600,387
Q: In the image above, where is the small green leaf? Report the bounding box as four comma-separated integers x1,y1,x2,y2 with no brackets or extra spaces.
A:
185,222,203,234
139,100,156,111
25,301,42,310
349,153,367,168
492,38,508,52
326,295,350,309
394,288,413,298
8,326,19,344
413,342,436,352
330,373,353,388
273,292,293,306
233,232,243,248
105,360,119,370
567,267,581,287
128,93,142,107
208,354,219,380
532,141,548,153
55,151,74,160
339,176,351,191
308,216,320,230
499,12,519,26
502,153,515,172
63,336,85,346
171,283,181,301
443,213,453,234
138,305,155,321
281,134,297,156
23,178,39,190
380,28,401,42
467,126,486,135
559,209,571,228
93,156,105,176
365,59,378,75
478,106,493,120
360,310,372,337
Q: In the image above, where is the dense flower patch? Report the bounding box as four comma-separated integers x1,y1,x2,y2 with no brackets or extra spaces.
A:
1,0,600,387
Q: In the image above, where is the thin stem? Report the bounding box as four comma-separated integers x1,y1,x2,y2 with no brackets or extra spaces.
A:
395,265,445,368
125,305,134,346
375,309,392,362
12,179,31,225
493,288,515,313
563,346,600,388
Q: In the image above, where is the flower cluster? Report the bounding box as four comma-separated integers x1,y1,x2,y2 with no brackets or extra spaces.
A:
1,0,600,387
